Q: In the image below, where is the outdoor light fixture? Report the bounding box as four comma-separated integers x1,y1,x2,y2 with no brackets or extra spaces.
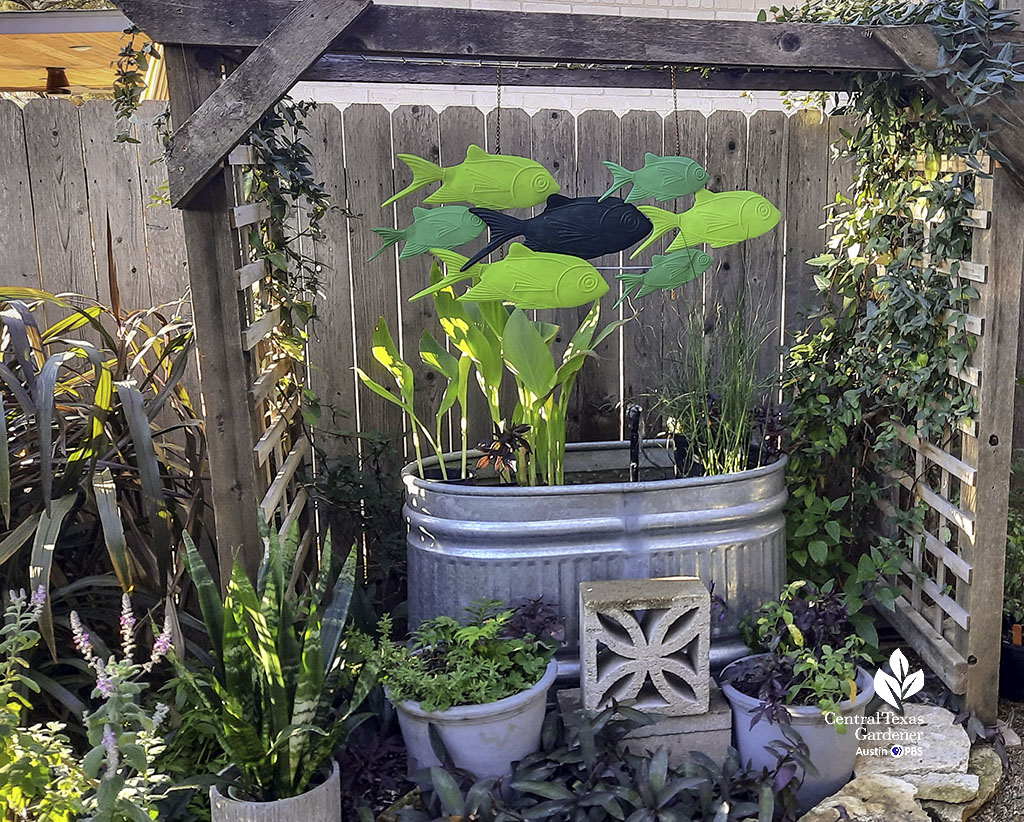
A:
44,67,70,95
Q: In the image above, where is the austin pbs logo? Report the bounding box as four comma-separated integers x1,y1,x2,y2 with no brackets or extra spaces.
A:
873,648,924,713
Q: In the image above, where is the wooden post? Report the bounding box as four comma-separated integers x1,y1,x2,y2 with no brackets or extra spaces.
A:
164,44,262,583
961,164,1024,722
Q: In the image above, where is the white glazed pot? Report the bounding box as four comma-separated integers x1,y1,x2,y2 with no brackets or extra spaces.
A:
720,656,874,810
210,761,340,822
394,659,558,778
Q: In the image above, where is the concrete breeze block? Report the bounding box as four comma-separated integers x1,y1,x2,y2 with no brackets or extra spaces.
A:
580,577,710,715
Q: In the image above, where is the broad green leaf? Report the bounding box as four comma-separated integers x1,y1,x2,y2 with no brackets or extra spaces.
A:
431,768,465,815
371,317,415,408
221,590,257,731
553,350,595,387
435,288,503,391
502,309,555,399
321,537,355,674
476,299,511,338
37,351,73,510
0,512,40,566
590,316,627,351
30,492,78,657
116,381,173,573
231,564,289,741
355,368,411,413
419,330,459,380
181,529,224,671
511,781,574,800
650,747,668,793
563,300,601,357
0,287,75,306
92,468,132,591
536,321,560,346
40,304,105,343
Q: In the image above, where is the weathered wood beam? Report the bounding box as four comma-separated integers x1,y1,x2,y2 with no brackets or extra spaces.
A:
164,44,263,585
166,0,369,207
113,1,906,72
875,26,1024,191
295,54,853,92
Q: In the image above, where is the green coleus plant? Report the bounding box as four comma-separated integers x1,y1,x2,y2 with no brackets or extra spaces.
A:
176,518,376,801
371,600,555,712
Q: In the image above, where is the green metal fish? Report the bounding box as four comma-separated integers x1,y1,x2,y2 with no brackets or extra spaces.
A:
599,153,710,203
631,189,781,257
382,145,561,210
410,243,609,309
614,249,714,307
369,206,485,262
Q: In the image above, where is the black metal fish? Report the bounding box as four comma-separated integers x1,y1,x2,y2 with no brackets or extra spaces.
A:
459,194,653,271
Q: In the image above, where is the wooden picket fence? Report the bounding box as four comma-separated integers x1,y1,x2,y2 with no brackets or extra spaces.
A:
3,97,854,452
301,102,855,455
5,95,1024,718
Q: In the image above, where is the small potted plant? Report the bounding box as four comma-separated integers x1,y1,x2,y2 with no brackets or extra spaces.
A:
719,580,875,810
372,599,558,779
177,519,375,822
1000,503,1024,700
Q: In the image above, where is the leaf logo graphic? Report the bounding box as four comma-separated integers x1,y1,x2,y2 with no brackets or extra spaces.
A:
873,648,924,712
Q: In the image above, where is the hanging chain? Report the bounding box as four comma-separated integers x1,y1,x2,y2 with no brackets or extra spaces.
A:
670,64,681,155
495,64,502,155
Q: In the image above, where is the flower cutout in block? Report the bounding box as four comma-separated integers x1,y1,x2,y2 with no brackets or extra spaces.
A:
579,577,710,715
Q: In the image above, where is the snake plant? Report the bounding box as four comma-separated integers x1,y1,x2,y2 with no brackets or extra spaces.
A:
178,518,376,800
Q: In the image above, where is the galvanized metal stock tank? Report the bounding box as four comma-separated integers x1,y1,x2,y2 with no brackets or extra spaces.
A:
404,441,787,673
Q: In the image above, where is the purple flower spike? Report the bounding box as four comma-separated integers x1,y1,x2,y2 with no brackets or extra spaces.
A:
119,593,136,660
70,611,94,661
102,724,119,771
146,612,173,671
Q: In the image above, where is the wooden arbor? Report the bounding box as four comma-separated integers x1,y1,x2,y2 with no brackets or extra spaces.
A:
111,0,1024,722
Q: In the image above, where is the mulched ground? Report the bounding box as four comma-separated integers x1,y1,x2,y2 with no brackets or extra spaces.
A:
338,726,413,820
972,699,1023,822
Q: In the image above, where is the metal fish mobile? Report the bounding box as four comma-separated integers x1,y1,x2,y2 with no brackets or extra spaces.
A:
374,148,780,310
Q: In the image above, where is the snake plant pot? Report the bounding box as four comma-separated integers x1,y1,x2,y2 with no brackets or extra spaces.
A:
1000,640,1024,701
210,761,340,822
394,659,558,778
720,657,874,810
405,440,787,673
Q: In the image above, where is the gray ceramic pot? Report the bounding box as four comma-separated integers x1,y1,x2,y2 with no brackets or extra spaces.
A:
210,762,340,822
720,656,875,810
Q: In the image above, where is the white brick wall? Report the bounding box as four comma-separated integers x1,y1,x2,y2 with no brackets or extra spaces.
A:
295,0,783,113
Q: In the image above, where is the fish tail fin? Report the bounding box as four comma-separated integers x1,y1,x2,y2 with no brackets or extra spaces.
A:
368,227,404,262
409,249,481,301
460,208,524,270
629,205,678,259
599,161,633,201
613,272,643,308
382,154,444,207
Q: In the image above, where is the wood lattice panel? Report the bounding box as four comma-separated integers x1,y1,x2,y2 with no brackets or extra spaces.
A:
226,145,314,566
877,154,1024,722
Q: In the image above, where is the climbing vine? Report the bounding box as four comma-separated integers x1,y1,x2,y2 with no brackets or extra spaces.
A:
112,25,159,143
775,0,1023,644
242,98,353,364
